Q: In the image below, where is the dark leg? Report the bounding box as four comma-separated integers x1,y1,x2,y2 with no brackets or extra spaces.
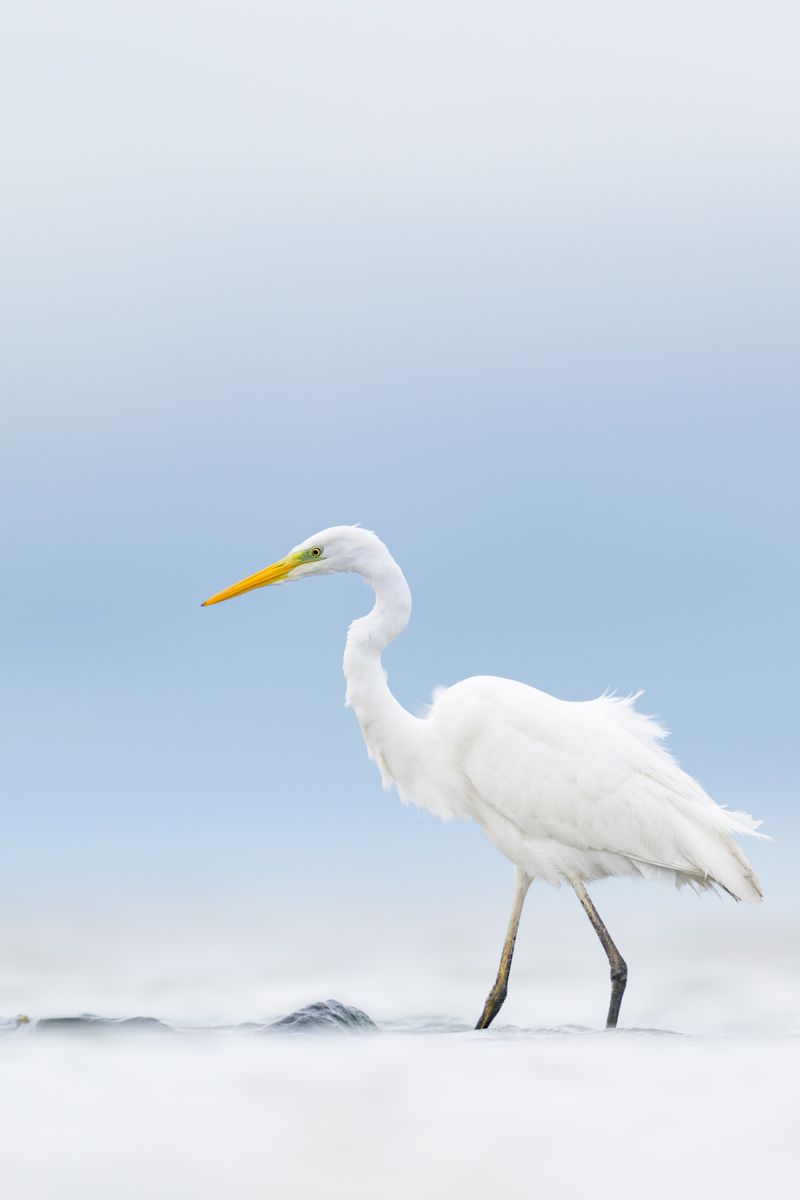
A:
475,868,532,1030
572,880,628,1028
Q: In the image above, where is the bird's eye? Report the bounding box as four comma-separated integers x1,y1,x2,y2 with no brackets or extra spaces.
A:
310,547,322,558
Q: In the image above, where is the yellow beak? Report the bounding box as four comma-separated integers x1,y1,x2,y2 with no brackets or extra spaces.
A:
201,555,299,606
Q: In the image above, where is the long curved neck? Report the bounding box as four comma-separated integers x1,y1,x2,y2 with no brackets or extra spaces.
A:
343,550,420,785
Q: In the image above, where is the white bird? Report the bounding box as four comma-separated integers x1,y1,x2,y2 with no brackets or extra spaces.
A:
203,525,765,1028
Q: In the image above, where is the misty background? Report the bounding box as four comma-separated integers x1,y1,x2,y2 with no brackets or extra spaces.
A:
0,2,797,1031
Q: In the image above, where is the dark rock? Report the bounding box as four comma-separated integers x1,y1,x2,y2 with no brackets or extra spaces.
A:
34,1015,172,1036
264,999,377,1034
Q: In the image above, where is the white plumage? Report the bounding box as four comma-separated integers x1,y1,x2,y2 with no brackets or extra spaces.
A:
203,524,765,1027
429,679,763,902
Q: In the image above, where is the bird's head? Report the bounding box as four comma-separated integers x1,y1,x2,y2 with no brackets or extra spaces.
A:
201,525,387,607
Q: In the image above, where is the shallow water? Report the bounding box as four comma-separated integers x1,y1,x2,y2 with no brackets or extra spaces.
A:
1,1019,797,1200
1,906,797,1198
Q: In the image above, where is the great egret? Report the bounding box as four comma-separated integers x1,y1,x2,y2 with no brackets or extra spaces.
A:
203,526,765,1029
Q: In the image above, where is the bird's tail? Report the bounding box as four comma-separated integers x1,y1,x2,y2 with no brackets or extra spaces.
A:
692,806,768,903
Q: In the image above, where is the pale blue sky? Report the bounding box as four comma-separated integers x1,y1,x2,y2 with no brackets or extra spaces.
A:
1,2,797,920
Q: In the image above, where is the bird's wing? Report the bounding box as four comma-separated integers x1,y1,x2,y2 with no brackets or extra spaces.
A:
431,677,764,899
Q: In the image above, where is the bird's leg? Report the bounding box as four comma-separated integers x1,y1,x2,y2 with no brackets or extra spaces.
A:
571,880,628,1029
475,868,532,1030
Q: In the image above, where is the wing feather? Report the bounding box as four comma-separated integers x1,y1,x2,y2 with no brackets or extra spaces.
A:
429,677,764,900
